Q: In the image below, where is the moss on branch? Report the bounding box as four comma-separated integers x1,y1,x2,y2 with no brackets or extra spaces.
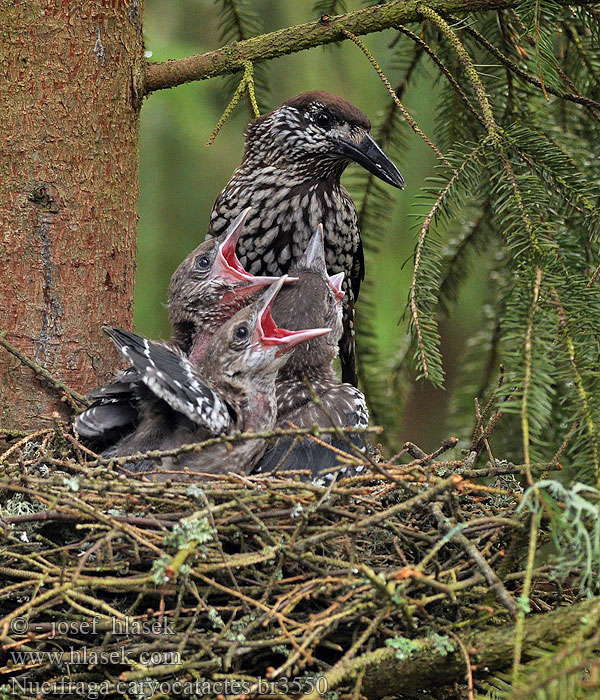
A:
312,598,599,699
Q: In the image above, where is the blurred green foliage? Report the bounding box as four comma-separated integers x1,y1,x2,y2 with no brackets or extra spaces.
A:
136,1,485,448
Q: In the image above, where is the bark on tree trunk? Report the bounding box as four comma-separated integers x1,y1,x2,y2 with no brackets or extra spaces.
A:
0,0,144,430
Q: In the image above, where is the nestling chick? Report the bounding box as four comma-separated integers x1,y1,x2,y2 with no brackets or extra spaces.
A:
101,277,331,479
75,210,277,446
254,226,370,481
74,209,277,448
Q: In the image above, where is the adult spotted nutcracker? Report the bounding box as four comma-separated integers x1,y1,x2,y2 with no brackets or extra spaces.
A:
207,91,404,386
74,210,277,446
254,226,370,481
100,278,330,478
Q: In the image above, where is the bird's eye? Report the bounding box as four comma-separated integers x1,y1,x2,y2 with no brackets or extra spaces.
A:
234,325,249,340
314,111,332,129
196,256,211,270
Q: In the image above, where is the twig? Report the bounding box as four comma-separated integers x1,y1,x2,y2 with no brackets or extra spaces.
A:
404,442,428,460
0,331,89,409
2,510,177,529
449,630,475,700
0,428,31,439
84,425,383,469
206,61,259,145
397,24,484,127
511,509,540,683
430,502,518,618
341,28,451,167
521,268,543,487
404,437,459,465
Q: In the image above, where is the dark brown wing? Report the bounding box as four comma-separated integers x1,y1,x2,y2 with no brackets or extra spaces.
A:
338,188,363,387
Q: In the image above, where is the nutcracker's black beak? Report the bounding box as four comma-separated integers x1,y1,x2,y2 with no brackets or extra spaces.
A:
334,132,405,189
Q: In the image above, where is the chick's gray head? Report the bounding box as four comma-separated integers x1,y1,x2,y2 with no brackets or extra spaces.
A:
271,225,345,376
202,277,331,393
168,209,276,350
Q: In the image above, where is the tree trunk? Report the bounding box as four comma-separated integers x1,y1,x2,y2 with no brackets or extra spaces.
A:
0,0,144,430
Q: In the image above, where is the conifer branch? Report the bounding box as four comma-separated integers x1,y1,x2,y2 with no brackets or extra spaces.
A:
409,139,489,382
565,25,600,92
521,267,543,480
217,0,257,41
552,290,600,485
341,28,450,166
215,0,270,113
460,19,600,112
313,0,347,16
421,5,549,268
396,25,484,127
143,0,588,94
438,208,487,311
418,5,500,142
511,509,540,682
353,47,423,435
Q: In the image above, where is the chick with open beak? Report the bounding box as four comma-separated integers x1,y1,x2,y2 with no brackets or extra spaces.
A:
98,278,331,479
75,209,283,447
254,226,370,481
168,207,280,355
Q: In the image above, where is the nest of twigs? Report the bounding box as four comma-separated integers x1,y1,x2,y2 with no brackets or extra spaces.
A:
0,425,584,700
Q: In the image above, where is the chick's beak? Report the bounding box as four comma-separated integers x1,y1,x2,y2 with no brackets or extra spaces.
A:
212,208,279,291
253,276,331,352
328,272,345,301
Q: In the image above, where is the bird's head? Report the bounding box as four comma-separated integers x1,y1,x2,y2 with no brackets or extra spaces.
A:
168,208,278,349
245,91,405,188
271,226,345,374
295,223,345,302
204,276,331,390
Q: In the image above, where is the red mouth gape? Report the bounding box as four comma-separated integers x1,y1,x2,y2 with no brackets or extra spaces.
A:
255,287,331,351
220,235,252,279
215,213,278,289
258,304,292,344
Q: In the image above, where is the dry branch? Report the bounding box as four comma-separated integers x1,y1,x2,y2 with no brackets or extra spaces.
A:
0,332,89,410
331,598,597,699
0,418,585,698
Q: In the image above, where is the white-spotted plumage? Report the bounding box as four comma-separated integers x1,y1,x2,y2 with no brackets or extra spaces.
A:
206,91,404,387
104,327,231,435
